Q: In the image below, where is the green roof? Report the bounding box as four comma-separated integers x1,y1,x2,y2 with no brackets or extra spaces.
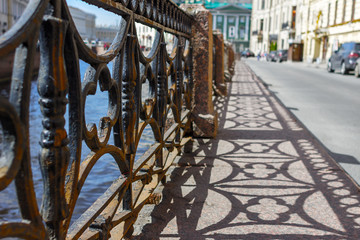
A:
204,2,252,10
203,2,227,8
176,1,252,10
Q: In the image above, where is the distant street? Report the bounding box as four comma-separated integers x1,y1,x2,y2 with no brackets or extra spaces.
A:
245,58,360,184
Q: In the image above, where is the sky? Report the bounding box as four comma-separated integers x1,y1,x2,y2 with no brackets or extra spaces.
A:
67,0,122,26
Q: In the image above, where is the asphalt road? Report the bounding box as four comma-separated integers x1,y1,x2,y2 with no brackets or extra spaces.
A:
245,58,360,185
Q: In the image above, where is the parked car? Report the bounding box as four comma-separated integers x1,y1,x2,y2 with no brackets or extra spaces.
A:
327,42,360,74
266,51,277,61
355,58,360,78
241,49,255,58
275,50,288,62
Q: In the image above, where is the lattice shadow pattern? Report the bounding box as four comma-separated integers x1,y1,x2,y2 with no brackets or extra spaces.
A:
135,61,360,239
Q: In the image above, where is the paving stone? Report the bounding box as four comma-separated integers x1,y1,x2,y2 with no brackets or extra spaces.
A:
132,61,360,240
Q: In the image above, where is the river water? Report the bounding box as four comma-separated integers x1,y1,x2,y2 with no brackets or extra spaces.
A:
0,60,155,225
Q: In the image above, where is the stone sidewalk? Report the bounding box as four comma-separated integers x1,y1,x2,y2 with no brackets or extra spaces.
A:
133,60,360,239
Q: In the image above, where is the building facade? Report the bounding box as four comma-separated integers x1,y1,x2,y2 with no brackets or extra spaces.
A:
95,26,118,43
250,0,297,55
251,0,360,62
69,6,96,40
209,4,252,53
299,0,360,62
173,1,252,53
0,0,28,35
135,23,156,49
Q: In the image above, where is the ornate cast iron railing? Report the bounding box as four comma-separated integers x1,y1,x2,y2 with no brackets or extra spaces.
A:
0,0,193,238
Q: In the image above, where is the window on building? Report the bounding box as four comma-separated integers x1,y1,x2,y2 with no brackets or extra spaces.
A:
312,10,315,24
327,3,331,26
351,0,356,20
264,18,267,31
13,2,18,19
239,27,245,39
216,15,224,31
291,7,296,28
342,0,346,23
239,16,246,40
1,0,7,14
228,16,235,24
269,17,272,31
334,0,338,24
261,0,265,9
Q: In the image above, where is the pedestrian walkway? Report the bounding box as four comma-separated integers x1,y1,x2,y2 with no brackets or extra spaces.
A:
134,60,360,239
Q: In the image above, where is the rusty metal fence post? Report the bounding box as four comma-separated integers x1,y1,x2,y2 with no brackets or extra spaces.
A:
213,30,227,96
224,42,235,82
227,43,235,76
180,4,218,138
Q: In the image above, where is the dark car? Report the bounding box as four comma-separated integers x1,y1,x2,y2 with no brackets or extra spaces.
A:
355,58,360,78
241,49,255,58
266,51,277,61
275,50,288,62
327,42,360,74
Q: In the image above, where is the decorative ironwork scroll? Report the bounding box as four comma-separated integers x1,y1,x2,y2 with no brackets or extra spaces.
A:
0,0,193,238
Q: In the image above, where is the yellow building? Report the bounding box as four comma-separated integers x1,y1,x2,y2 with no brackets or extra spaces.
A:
300,0,360,63
250,0,360,62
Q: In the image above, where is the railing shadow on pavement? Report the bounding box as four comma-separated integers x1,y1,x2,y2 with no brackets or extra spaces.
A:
330,151,360,165
134,61,360,239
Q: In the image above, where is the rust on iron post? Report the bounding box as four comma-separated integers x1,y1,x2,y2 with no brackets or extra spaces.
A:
213,30,227,96
224,42,235,81
38,10,70,239
227,43,235,76
180,4,218,138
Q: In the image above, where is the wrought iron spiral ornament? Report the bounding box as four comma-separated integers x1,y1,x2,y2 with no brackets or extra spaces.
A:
0,0,193,238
